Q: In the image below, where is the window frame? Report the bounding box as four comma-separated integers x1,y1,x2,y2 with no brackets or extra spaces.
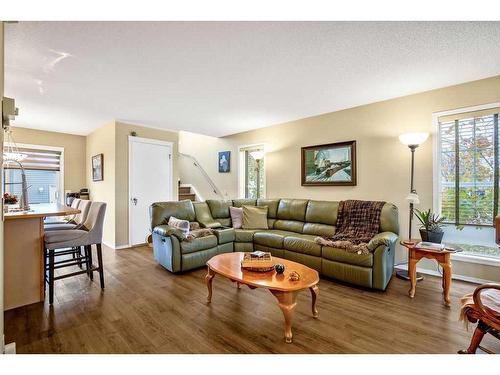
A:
3,142,65,204
238,143,266,199
433,103,500,265
433,102,500,227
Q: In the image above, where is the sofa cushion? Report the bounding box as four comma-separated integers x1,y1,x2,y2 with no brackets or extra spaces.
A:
305,200,338,225
242,206,269,229
206,199,232,219
150,200,195,229
321,246,373,267
180,235,218,254
253,230,295,248
277,199,308,221
257,199,280,218
232,199,256,207
283,233,321,257
212,227,235,244
234,229,258,243
302,223,336,237
274,220,304,233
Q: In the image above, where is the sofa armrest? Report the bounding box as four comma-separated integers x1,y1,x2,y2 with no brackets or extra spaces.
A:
367,231,398,251
153,225,187,241
201,221,223,229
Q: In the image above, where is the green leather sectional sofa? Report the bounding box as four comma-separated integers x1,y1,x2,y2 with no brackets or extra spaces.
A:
151,198,399,290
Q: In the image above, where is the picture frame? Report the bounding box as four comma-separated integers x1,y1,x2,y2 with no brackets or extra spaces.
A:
218,151,231,173
92,153,104,182
301,141,356,186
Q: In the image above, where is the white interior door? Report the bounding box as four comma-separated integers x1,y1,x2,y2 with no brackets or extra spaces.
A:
129,137,172,246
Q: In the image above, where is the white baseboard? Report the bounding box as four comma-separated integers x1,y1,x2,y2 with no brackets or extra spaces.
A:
4,342,16,354
394,265,494,285
102,241,130,250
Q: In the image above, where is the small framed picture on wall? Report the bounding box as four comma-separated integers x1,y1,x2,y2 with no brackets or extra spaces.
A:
92,153,104,181
218,151,230,173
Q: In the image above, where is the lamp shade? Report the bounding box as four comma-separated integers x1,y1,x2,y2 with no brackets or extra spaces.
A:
249,150,265,160
406,192,420,204
399,132,429,146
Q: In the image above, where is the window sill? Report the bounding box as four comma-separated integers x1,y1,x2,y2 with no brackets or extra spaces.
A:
451,252,500,267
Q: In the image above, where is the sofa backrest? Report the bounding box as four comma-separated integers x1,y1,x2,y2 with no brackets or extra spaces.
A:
303,200,338,237
206,199,233,227
274,198,308,233
150,200,196,230
150,198,399,236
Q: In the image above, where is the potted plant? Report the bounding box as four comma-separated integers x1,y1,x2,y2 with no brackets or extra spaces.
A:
414,208,445,243
4,192,18,205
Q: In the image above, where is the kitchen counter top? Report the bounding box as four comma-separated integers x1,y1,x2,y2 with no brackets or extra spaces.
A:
4,203,80,220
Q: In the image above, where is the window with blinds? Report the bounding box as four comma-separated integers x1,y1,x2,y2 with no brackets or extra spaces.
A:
3,146,62,204
4,147,61,171
438,109,499,226
239,145,265,199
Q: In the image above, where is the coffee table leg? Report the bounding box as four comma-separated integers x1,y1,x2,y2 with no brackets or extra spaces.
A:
270,290,297,344
310,284,319,318
205,267,215,303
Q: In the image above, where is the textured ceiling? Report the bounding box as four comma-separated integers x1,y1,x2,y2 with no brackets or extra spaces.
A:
5,21,500,136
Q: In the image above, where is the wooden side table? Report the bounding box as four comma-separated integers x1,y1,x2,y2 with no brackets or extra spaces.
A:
400,240,454,307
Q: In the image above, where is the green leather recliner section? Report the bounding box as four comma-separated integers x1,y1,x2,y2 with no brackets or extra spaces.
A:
151,198,399,290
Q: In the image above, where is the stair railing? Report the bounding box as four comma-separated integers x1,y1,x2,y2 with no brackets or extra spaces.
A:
179,153,224,199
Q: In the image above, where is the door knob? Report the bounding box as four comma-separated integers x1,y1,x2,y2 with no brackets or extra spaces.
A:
131,197,138,205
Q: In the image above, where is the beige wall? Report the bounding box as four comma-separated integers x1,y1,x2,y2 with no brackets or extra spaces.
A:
180,75,500,282
114,121,179,247
11,127,86,193
86,120,179,247
86,121,116,246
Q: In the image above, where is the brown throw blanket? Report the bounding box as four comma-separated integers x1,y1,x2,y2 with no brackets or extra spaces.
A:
459,288,500,329
315,199,385,254
185,228,214,242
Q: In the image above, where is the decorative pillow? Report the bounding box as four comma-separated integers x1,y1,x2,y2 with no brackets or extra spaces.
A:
168,216,190,235
242,205,269,230
229,206,243,229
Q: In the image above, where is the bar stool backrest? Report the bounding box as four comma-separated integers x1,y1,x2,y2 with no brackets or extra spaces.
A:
74,199,91,225
71,198,81,209
82,201,107,244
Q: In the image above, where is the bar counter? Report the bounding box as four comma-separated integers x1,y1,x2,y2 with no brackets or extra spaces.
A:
4,203,80,310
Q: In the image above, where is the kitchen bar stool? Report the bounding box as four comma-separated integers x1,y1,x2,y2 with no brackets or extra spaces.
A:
44,198,81,225
45,199,91,231
44,201,107,305
44,199,93,269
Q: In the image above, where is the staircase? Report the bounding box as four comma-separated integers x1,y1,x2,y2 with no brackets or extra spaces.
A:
179,185,196,201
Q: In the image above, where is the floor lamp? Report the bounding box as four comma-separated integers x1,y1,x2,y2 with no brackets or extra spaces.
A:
249,150,265,199
396,132,429,281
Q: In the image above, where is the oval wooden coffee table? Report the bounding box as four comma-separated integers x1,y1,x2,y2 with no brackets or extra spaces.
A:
205,252,320,343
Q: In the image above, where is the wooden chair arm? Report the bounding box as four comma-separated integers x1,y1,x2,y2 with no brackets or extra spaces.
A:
473,283,500,324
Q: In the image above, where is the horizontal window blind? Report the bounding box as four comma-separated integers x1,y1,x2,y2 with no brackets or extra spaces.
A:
4,147,61,171
439,111,498,226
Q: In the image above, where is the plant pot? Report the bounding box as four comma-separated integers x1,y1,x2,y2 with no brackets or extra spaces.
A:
419,229,444,244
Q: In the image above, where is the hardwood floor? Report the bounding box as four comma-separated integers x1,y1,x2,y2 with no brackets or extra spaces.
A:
4,245,500,353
